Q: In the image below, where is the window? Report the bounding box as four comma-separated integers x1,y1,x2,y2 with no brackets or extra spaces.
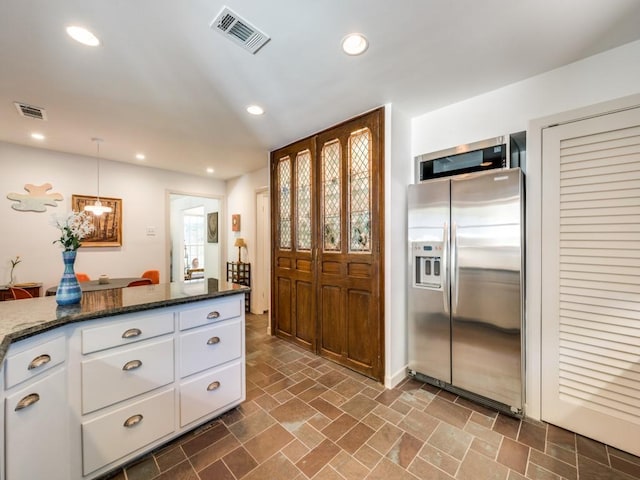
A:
184,206,204,273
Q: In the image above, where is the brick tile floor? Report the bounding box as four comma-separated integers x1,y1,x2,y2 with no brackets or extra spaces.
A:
101,313,640,480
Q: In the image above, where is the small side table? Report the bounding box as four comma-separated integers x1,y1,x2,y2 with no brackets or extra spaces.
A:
0,283,42,301
226,262,250,312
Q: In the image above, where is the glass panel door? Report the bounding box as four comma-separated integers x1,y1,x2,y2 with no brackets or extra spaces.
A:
321,140,341,252
348,128,372,253
278,156,292,250
296,150,312,251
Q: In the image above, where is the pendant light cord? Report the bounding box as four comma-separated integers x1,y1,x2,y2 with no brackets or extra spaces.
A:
85,137,112,215
95,138,102,201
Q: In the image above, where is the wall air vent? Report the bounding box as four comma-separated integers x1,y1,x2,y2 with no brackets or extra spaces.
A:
14,102,48,121
210,6,270,54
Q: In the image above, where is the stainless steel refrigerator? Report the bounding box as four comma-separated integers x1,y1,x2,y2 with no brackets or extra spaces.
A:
408,167,524,413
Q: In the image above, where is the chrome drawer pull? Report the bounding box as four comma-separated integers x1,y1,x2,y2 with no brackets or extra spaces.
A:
122,328,142,339
207,336,221,345
122,359,143,371
206,311,220,320
207,381,221,391
15,393,40,411
28,354,51,370
123,414,143,428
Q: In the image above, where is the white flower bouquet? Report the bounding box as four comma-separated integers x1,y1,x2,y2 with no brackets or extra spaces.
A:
51,211,95,251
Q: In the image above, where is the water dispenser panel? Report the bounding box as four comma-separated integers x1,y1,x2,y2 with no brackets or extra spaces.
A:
412,241,443,290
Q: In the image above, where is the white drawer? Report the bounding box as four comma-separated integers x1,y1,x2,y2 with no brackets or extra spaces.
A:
180,360,243,427
82,388,175,475
179,297,241,331
180,318,242,378
81,337,174,414
5,368,70,480
82,311,174,354
4,334,66,389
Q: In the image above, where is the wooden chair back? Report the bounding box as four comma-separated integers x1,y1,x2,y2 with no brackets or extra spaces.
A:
10,287,33,300
127,278,153,287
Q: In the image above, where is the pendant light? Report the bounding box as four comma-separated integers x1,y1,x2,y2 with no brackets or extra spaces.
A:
84,137,112,216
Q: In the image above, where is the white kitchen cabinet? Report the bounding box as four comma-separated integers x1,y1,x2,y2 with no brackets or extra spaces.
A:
178,298,245,428
1,292,245,480
3,332,69,480
82,388,175,475
0,374,3,480
179,296,241,331
179,317,242,378
81,310,174,354
180,360,242,427
81,337,174,414
4,334,66,388
72,309,179,476
75,294,244,478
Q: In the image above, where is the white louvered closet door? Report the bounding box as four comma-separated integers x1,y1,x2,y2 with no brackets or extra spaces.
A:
541,105,640,456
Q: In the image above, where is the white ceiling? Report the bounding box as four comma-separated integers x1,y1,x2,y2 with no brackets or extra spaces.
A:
2,0,640,179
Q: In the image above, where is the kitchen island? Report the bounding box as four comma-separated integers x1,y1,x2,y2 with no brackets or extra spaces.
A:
0,279,248,480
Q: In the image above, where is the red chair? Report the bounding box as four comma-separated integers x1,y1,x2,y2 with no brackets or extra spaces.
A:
141,270,159,284
127,278,153,287
76,273,91,282
10,287,33,300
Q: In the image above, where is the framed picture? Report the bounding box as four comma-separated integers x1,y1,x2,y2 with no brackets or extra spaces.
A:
232,214,241,232
207,212,218,243
71,195,123,247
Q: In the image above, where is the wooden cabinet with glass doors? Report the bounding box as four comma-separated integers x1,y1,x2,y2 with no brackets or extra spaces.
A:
270,108,384,382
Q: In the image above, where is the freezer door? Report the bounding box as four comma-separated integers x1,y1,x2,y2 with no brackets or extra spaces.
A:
451,168,523,409
407,180,451,383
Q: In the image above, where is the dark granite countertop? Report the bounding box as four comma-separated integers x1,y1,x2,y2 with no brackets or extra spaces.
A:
0,278,249,364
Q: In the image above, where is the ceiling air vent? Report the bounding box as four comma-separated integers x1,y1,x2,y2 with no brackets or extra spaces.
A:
14,102,48,121
210,6,270,54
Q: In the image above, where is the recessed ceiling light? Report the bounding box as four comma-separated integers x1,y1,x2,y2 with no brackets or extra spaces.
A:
246,105,264,115
135,153,146,160
31,132,45,141
206,167,215,174
66,26,100,46
342,33,368,56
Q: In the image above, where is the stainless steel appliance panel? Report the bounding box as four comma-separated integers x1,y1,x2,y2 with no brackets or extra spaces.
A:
450,169,523,408
407,179,451,383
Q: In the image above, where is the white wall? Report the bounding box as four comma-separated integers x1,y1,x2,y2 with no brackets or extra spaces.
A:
0,141,225,291
384,104,413,388
408,39,640,419
225,166,269,313
412,40,640,156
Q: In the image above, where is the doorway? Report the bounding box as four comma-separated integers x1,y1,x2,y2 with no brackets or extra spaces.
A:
168,193,224,283
255,187,270,317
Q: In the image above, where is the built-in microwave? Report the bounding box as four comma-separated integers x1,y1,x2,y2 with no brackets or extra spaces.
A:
415,131,526,183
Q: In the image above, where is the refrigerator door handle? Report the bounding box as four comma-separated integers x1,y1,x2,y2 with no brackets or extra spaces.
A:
451,221,459,314
442,222,449,314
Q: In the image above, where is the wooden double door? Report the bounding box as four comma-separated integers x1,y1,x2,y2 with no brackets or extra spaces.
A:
270,108,384,381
